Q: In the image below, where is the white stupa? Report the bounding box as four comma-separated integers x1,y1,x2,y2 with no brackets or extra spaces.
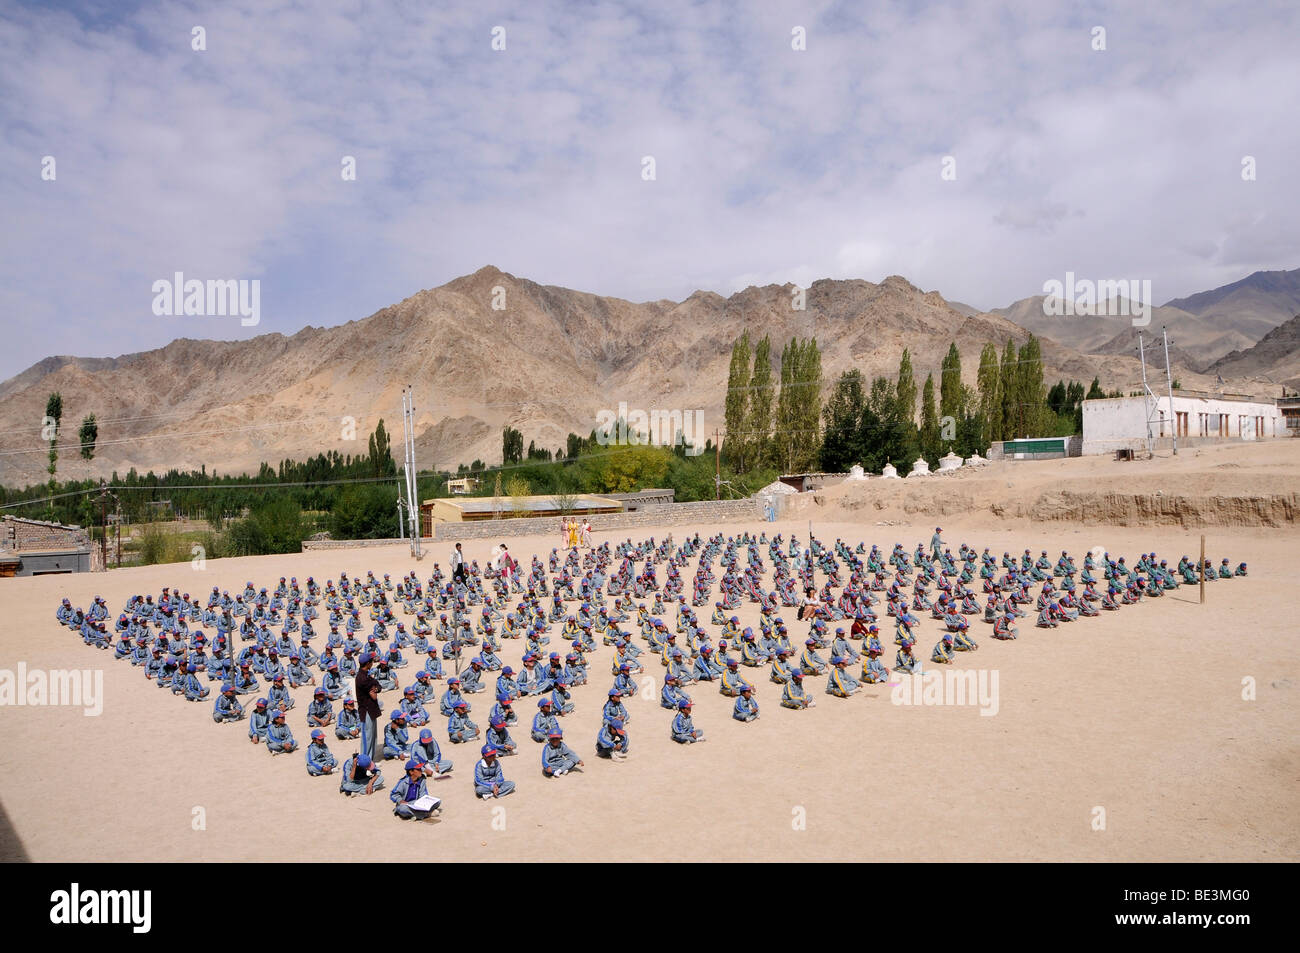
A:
881,462,900,479
907,457,930,477
965,452,988,467
937,451,962,472
848,464,866,480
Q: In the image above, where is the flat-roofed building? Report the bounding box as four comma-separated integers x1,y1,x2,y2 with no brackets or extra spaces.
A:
420,493,622,533
0,516,93,576
446,476,482,495
1081,391,1284,456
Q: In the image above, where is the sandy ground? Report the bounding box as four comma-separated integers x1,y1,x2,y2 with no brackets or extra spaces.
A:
2,450,1298,862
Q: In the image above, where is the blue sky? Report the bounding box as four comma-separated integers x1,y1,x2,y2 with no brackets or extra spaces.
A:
1,0,1297,379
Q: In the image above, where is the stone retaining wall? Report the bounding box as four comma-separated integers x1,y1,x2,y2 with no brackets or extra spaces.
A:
302,499,762,549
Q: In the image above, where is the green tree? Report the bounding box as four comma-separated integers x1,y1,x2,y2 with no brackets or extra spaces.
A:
939,343,963,421
745,334,774,470
920,373,939,461
45,391,63,519
724,331,752,470
820,369,867,471
367,419,394,477
864,375,915,472
79,413,98,463
999,338,1018,439
896,349,916,427
939,343,964,451
774,338,798,472
793,337,823,472
1047,380,1067,417
502,426,523,465
976,342,1001,446
1016,334,1046,436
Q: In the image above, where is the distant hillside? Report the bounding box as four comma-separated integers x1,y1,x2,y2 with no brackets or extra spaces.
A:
0,267,1236,485
1164,268,1300,343
1205,314,1300,388
991,295,1252,368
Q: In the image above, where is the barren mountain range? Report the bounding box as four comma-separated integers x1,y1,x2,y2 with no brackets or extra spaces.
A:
993,268,1300,368
1,265,1294,486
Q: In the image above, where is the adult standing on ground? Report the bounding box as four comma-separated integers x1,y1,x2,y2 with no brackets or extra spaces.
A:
451,543,467,587
930,527,944,561
356,652,382,764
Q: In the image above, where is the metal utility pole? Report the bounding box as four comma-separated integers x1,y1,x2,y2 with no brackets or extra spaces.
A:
93,480,120,571
1162,326,1178,455
714,429,721,500
1137,332,1157,455
400,389,411,549
401,386,422,558
99,487,106,569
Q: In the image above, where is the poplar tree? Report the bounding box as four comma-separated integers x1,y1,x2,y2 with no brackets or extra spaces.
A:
724,331,752,470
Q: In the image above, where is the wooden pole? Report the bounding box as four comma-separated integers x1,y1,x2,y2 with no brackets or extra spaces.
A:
1199,534,1205,604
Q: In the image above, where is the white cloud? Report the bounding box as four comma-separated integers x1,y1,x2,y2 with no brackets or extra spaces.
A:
0,0,1297,378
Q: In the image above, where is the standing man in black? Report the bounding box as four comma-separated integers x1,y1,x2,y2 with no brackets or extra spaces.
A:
451,542,467,588
355,651,382,764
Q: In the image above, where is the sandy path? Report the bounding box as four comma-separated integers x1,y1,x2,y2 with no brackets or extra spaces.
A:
1,513,1296,862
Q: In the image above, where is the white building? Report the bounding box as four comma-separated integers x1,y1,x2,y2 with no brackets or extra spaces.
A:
1081,392,1284,456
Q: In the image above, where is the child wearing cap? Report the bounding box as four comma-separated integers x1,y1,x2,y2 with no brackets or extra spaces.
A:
595,718,629,760
826,654,861,697
181,664,210,702
671,701,706,743
732,686,760,722
383,711,411,760
339,753,384,796
542,730,583,776
410,728,453,776
602,690,630,726
550,677,575,716
485,718,517,756
321,664,345,700
473,746,516,798
399,686,430,727
861,648,889,684
306,689,334,727
248,698,271,743
287,654,315,688
212,684,244,723
531,698,561,742
447,701,480,744
660,673,690,710
489,693,517,727
267,675,295,712
439,678,468,716
719,660,753,697
391,760,440,819
305,729,338,775
495,666,520,701
336,697,361,739
781,669,815,709
265,710,297,754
